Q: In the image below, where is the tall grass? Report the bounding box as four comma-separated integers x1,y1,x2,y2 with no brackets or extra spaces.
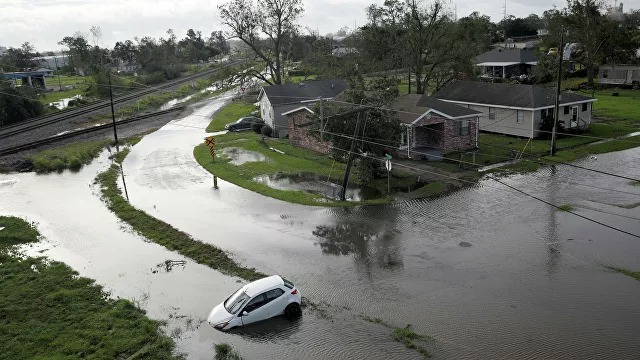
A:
0,216,180,359
30,139,110,173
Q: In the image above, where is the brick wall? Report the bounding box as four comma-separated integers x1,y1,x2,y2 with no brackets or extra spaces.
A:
287,111,329,154
442,116,478,151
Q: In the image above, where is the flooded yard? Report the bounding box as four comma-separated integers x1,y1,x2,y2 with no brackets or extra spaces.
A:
2,91,640,359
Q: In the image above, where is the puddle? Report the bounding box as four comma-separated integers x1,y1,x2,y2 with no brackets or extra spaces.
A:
253,172,381,201
221,147,267,165
48,95,84,110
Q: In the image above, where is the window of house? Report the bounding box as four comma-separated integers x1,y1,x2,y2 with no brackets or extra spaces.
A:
516,110,524,124
602,70,608,79
564,106,570,115
460,120,470,135
488,107,496,120
541,109,547,119
582,103,588,112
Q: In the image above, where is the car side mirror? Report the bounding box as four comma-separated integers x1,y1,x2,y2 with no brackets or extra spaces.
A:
241,311,248,317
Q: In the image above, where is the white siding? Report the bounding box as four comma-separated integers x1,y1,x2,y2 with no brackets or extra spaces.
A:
259,96,274,129
466,104,535,137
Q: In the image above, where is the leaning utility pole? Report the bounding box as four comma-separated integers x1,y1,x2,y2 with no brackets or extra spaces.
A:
550,26,564,156
107,70,119,145
340,109,365,201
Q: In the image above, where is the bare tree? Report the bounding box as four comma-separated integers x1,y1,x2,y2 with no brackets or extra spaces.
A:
218,0,304,85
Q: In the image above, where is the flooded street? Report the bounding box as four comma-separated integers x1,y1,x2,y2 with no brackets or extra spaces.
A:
2,92,640,359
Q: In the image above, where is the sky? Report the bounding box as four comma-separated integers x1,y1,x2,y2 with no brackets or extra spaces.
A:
1,0,638,51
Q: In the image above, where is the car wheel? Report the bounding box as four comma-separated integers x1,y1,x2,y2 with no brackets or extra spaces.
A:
284,303,302,319
228,126,235,132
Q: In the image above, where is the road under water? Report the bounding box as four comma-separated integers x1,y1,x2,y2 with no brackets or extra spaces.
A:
1,93,639,359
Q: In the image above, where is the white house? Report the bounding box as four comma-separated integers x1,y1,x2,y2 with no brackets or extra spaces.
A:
434,81,596,138
257,79,348,138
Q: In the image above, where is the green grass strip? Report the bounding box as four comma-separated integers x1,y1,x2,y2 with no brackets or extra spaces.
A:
206,99,258,132
0,216,180,359
606,266,640,282
95,160,265,281
30,139,111,173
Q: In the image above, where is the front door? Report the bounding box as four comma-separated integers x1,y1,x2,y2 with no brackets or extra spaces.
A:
571,106,579,127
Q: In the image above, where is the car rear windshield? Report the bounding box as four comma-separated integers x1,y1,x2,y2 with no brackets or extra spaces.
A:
282,278,294,289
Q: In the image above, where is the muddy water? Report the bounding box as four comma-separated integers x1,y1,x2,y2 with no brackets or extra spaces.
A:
2,90,640,359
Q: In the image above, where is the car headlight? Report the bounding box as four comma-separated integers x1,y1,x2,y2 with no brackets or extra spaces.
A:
214,321,229,330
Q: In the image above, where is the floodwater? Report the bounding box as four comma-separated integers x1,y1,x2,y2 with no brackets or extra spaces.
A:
2,90,640,359
253,172,381,201
49,94,82,109
221,147,268,165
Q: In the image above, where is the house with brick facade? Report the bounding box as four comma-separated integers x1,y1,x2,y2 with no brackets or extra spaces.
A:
285,107,329,154
257,79,348,138
434,81,596,138
391,94,481,159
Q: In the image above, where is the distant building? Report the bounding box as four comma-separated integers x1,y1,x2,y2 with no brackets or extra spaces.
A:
0,46,7,57
598,64,640,86
475,48,538,79
38,55,69,70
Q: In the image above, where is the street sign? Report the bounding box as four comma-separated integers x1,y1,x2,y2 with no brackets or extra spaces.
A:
205,136,216,160
385,159,392,172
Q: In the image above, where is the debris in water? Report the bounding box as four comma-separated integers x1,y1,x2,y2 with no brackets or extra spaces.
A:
459,241,472,247
152,259,187,273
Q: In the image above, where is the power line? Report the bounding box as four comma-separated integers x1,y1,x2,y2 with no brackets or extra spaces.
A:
490,176,640,239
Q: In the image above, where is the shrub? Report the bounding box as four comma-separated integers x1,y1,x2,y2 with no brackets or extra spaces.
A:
261,124,273,137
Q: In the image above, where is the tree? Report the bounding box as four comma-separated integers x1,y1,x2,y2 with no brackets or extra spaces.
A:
208,31,230,55
112,40,137,64
565,0,609,86
0,42,39,70
58,33,91,73
0,83,44,126
312,75,402,161
218,0,304,85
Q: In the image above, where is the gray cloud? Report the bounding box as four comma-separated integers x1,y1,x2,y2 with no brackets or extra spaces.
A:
1,0,638,51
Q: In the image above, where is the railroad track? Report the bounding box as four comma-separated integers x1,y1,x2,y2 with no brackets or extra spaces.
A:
0,60,242,140
0,107,185,157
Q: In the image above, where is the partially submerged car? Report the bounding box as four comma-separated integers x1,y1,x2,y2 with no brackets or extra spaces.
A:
224,116,263,132
207,275,302,331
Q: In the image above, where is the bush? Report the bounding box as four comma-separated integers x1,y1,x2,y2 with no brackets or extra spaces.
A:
353,158,375,185
251,121,264,134
261,124,273,137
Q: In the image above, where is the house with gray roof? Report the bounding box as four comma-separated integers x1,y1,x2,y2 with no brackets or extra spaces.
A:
434,81,596,138
475,48,538,79
391,94,481,157
257,79,348,137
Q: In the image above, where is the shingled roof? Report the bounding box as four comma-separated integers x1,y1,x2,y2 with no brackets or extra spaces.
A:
475,48,538,65
433,81,595,109
259,79,348,105
391,94,480,124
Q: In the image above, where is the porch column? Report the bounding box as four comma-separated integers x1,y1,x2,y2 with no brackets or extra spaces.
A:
407,126,411,158
502,66,506,79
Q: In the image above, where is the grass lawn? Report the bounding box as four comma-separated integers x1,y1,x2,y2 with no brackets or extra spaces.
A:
195,132,455,205
41,87,85,104
30,139,111,173
95,150,265,281
206,98,258,132
47,74,92,87
0,216,180,359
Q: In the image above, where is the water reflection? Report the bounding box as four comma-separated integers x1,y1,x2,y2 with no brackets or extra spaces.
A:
313,208,403,270
229,315,302,342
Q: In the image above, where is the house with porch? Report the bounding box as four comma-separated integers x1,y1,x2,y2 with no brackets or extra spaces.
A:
475,48,538,79
391,94,481,159
434,81,596,138
258,79,348,138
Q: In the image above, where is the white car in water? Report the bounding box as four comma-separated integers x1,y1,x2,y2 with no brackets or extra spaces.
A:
207,275,302,331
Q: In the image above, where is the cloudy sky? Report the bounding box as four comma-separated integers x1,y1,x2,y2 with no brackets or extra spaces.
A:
1,0,638,51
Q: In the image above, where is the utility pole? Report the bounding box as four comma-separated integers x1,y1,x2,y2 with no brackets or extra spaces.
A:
550,26,564,156
108,70,119,145
340,109,365,201
53,56,62,90
319,97,324,141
